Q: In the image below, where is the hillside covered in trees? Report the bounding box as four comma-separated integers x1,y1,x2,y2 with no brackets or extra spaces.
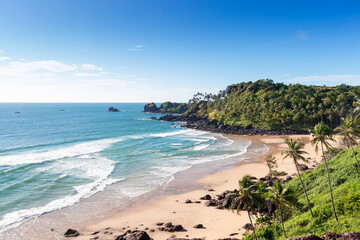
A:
183,80,360,131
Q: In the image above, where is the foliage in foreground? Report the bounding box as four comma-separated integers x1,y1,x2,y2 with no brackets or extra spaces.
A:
240,146,360,239
283,146,360,238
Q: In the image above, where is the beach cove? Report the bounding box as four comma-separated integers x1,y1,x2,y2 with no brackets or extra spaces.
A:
0,129,322,239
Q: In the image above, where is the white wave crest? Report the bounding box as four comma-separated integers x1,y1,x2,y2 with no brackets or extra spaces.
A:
0,155,123,230
150,129,192,138
193,144,210,151
0,138,123,166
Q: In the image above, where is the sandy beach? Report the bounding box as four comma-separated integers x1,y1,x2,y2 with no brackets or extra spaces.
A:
69,134,322,240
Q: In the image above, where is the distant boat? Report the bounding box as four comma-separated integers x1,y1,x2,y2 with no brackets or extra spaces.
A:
14,111,21,114
59,109,65,111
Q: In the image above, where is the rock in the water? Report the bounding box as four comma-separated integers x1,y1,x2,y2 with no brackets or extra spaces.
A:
200,194,212,200
108,107,120,112
64,229,80,237
193,224,204,229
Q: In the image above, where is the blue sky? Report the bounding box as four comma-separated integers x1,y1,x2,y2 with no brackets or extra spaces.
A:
0,0,359,102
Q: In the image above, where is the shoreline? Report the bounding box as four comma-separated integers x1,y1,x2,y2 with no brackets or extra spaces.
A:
0,134,322,240
75,134,321,240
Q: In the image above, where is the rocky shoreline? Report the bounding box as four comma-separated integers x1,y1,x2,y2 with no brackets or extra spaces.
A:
152,115,309,136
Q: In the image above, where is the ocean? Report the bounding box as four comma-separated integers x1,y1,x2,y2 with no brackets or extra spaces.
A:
0,103,264,234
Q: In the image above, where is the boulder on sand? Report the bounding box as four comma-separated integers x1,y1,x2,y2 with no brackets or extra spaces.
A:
64,229,80,237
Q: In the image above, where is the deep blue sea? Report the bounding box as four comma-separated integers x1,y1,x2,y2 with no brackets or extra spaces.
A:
0,103,255,232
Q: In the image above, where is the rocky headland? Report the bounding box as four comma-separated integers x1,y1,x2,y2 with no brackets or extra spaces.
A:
152,114,309,135
143,102,188,114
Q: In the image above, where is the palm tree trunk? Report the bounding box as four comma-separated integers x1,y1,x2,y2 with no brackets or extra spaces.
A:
321,143,338,221
295,162,314,218
279,204,287,238
350,145,360,170
248,210,257,240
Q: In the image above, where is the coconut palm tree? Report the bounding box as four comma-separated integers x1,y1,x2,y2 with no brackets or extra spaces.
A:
335,114,360,170
268,180,298,238
229,175,264,240
310,122,338,221
281,138,314,218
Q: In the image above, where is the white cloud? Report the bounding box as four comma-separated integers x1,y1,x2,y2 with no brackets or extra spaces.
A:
81,64,103,71
0,57,11,61
74,73,100,77
285,74,360,85
127,44,145,51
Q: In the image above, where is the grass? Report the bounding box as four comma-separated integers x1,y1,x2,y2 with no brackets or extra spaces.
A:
242,146,360,240
283,146,360,238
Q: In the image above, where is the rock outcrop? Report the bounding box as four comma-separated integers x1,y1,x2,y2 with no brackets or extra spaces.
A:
152,115,308,136
115,230,150,240
288,232,360,240
108,107,120,112
64,228,80,237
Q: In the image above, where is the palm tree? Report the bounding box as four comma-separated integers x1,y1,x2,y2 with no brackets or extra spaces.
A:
310,122,338,221
229,175,264,240
268,180,298,238
335,114,360,170
281,138,314,218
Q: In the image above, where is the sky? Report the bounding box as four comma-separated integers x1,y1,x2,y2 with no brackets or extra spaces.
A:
0,0,359,102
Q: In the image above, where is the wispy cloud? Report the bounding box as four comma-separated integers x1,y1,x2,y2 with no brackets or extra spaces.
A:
74,73,101,77
0,57,10,61
295,30,308,40
285,74,360,85
127,44,146,51
81,64,103,71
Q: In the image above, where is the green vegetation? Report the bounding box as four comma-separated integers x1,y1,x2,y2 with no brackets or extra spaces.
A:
184,79,360,130
284,145,360,237
229,175,264,240
159,101,188,113
310,122,338,221
282,138,314,217
144,101,188,113
232,116,360,239
335,114,360,170
239,145,360,240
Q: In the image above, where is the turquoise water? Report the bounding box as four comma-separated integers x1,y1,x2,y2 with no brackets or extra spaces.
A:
0,103,252,231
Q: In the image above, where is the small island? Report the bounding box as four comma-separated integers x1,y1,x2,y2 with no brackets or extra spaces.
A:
108,107,120,112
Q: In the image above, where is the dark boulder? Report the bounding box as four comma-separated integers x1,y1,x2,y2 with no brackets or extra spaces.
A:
193,224,204,228
287,234,322,240
115,230,150,240
172,225,184,231
64,229,80,237
200,194,212,200
321,232,360,240
164,222,173,228
243,223,254,231
298,164,309,171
